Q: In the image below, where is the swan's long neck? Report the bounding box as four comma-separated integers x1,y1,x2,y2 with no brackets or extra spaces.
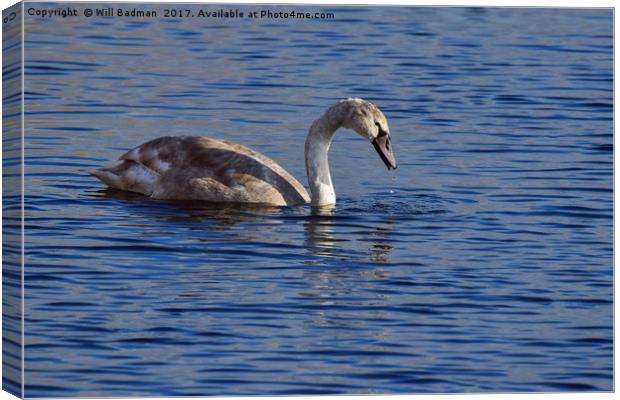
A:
305,105,346,206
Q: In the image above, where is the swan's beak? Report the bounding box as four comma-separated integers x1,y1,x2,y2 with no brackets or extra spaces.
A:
372,134,397,170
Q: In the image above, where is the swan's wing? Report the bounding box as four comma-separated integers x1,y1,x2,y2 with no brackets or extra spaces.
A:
216,138,311,202
120,136,310,205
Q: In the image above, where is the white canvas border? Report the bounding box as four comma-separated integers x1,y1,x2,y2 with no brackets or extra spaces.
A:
0,1,615,400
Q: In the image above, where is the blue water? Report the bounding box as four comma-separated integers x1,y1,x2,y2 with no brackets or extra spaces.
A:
13,4,614,397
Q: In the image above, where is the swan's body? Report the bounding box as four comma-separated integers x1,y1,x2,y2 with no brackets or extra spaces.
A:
92,98,396,207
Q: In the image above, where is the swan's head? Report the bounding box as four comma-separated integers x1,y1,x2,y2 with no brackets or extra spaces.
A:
340,98,397,170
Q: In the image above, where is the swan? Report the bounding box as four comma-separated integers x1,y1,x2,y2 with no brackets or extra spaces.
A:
91,98,397,207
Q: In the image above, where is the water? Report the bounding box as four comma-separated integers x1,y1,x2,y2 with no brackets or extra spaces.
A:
8,4,614,397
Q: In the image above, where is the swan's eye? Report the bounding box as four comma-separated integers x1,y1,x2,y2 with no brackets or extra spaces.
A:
375,122,388,137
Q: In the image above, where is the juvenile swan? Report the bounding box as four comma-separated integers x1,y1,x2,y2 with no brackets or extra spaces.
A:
92,98,397,207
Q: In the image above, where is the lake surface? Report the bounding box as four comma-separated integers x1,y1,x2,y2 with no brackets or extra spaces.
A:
9,4,615,397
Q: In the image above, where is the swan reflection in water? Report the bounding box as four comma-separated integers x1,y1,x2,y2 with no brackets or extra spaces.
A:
91,188,394,263
303,205,394,263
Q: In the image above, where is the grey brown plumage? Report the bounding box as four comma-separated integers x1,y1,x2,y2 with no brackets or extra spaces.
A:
91,136,310,206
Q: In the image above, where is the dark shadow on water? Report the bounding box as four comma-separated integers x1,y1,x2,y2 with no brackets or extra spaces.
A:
368,221,395,263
